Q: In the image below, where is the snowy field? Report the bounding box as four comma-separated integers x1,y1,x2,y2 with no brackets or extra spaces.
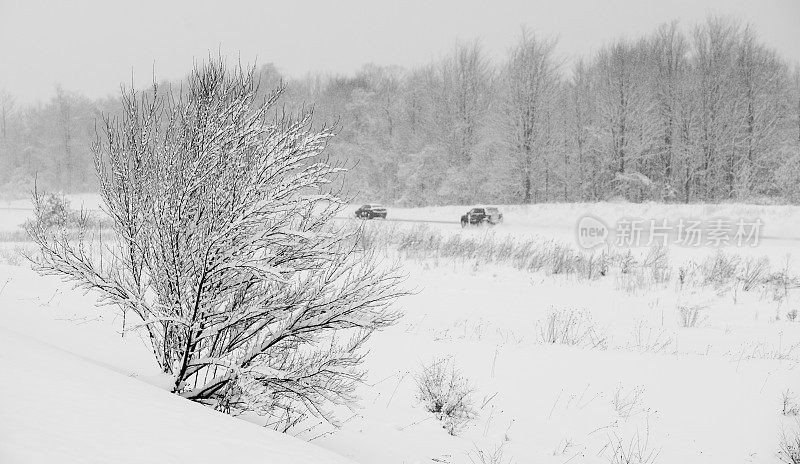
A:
2,196,800,463
365,202,800,265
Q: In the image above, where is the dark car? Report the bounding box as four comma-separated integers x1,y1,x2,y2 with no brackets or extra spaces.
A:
460,207,503,227
355,204,388,219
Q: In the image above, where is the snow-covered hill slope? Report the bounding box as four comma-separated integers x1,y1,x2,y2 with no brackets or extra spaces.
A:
0,267,355,464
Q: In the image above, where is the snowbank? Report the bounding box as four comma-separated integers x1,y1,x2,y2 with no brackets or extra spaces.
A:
0,266,355,464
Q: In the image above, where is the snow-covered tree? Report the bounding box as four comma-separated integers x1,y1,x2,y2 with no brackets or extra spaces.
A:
564,58,604,200
3,16,798,204
430,41,494,202
594,39,658,201
691,17,743,199
501,30,560,203
734,27,792,196
648,21,690,200
28,60,405,428
0,90,14,142
794,66,800,143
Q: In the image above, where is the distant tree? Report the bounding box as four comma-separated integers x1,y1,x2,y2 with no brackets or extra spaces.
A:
565,58,603,200
552,82,574,201
691,17,742,199
734,27,791,196
501,30,560,203
357,64,403,144
673,57,701,203
594,39,658,201
53,86,75,193
793,64,800,143
0,89,14,142
28,60,405,428
253,63,284,102
348,64,406,199
395,65,444,205
431,41,494,202
437,41,493,165
795,66,800,143
0,90,15,188
648,21,690,199
3,16,799,204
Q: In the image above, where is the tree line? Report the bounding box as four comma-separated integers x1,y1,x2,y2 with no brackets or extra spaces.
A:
1,16,799,204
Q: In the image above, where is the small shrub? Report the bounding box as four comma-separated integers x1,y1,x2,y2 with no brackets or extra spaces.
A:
537,308,607,349
767,268,800,302
0,229,30,242
739,257,770,291
699,251,740,289
553,437,576,456
0,245,32,266
577,250,610,280
615,268,651,294
28,191,91,231
606,430,660,464
779,426,800,464
32,192,71,228
416,357,477,436
615,248,671,292
678,304,705,328
468,441,511,464
549,243,577,275
784,390,800,416
612,384,646,420
677,266,688,288
24,191,97,243
627,322,673,354
642,246,670,284
617,250,637,275
600,252,611,276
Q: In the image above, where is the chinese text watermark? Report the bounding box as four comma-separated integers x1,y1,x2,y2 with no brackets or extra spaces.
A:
576,216,763,249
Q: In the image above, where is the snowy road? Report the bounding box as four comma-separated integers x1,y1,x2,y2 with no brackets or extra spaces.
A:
335,215,800,245
4,200,800,250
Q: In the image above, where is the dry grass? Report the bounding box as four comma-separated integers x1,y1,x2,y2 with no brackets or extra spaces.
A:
467,441,512,464
784,390,800,417
0,243,37,266
678,304,706,328
354,223,676,285
537,308,607,349
612,384,646,420
416,357,477,436
352,223,800,310
779,425,800,464
626,322,673,354
605,428,660,464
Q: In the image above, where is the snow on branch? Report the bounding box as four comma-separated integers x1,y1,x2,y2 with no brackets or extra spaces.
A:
27,58,407,427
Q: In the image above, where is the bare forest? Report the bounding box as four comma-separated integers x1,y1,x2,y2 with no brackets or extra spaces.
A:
2,17,799,205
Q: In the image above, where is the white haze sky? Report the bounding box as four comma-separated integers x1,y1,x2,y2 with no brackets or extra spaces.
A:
0,0,798,104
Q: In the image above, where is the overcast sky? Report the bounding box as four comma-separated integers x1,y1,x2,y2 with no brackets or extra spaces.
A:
1,0,798,103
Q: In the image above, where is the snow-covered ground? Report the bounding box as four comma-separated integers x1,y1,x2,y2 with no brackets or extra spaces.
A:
0,266,357,464
365,202,800,263
317,258,800,463
2,196,800,463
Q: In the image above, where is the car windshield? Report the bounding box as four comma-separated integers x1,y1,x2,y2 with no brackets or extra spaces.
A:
472,208,485,214
360,205,370,209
